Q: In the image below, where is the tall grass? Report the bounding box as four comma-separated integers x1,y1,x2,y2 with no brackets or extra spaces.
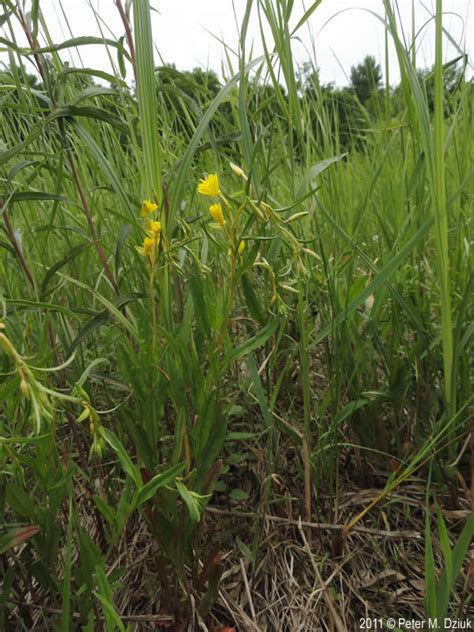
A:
0,0,472,627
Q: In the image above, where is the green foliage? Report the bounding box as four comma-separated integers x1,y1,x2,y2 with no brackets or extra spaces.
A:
350,54,383,103
425,497,474,623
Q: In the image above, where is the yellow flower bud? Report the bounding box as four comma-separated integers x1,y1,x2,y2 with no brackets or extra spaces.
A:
209,203,226,226
136,234,159,263
238,240,245,254
143,237,154,255
149,220,161,235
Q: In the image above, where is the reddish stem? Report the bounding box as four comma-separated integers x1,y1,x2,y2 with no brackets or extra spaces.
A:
115,0,136,74
68,154,119,294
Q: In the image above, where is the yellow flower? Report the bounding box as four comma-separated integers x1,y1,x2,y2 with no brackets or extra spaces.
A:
149,220,161,235
238,240,245,254
197,173,220,196
142,237,154,255
136,236,156,261
209,203,225,226
146,221,161,249
141,199,158,217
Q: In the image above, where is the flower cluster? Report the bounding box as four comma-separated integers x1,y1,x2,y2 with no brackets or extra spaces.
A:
137,199,161,264
197,172,245,255
198,174,225,227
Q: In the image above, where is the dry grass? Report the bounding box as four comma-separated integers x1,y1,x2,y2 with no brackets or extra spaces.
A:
5,452,473,631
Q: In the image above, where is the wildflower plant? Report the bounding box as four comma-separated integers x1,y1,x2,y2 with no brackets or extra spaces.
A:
109,161,313,612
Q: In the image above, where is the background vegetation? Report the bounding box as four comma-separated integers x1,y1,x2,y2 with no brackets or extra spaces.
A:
0,0,472,629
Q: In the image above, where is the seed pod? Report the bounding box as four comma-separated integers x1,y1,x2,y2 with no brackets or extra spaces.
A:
0,333,16,359
20,378,30,399
229,161,248,181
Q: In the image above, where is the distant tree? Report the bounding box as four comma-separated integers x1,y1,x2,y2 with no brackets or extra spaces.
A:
299,65,366,150
0,63,42,91
389,61,467,118
416,62,465,114
155,65,221,105
181,67,221,100
153,65,225,140
350,55,382,104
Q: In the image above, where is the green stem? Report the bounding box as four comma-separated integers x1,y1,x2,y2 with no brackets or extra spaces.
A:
297,266,312,522
219,251,236,347
434,0,454,419
149,263,158,359
149,260,158,454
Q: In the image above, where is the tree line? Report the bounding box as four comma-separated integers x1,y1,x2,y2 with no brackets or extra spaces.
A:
0,54,468,155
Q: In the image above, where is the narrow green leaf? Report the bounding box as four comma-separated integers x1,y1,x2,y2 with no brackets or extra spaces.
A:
226,319,279,364
71,86,121,105
133,0,162,200
95,565,126,632
135,462,186,508
295,154,346,199
175,481,209,523
290,0,323,35
41,242,93,298
189,269,211,337
0,434,51,445
100,428,141,488
26,36,132,58
311,218,434,347
57,274,139,341
5,485,36,518
436,511,474,620
435,503,453,612
117,36,127,79
93,496,116,526
72,122,137,226
7,160,38,186
425,505,437,619
115,225,133,282
31,0,39,39
60,499,73,632
334,399,370,424
10,192,76,205
240,273,265,325
59,67,127,86
0,11,13,29
67,311,109,355
50,105,128,133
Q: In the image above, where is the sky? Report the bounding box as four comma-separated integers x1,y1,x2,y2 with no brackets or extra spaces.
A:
1,1,472,86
